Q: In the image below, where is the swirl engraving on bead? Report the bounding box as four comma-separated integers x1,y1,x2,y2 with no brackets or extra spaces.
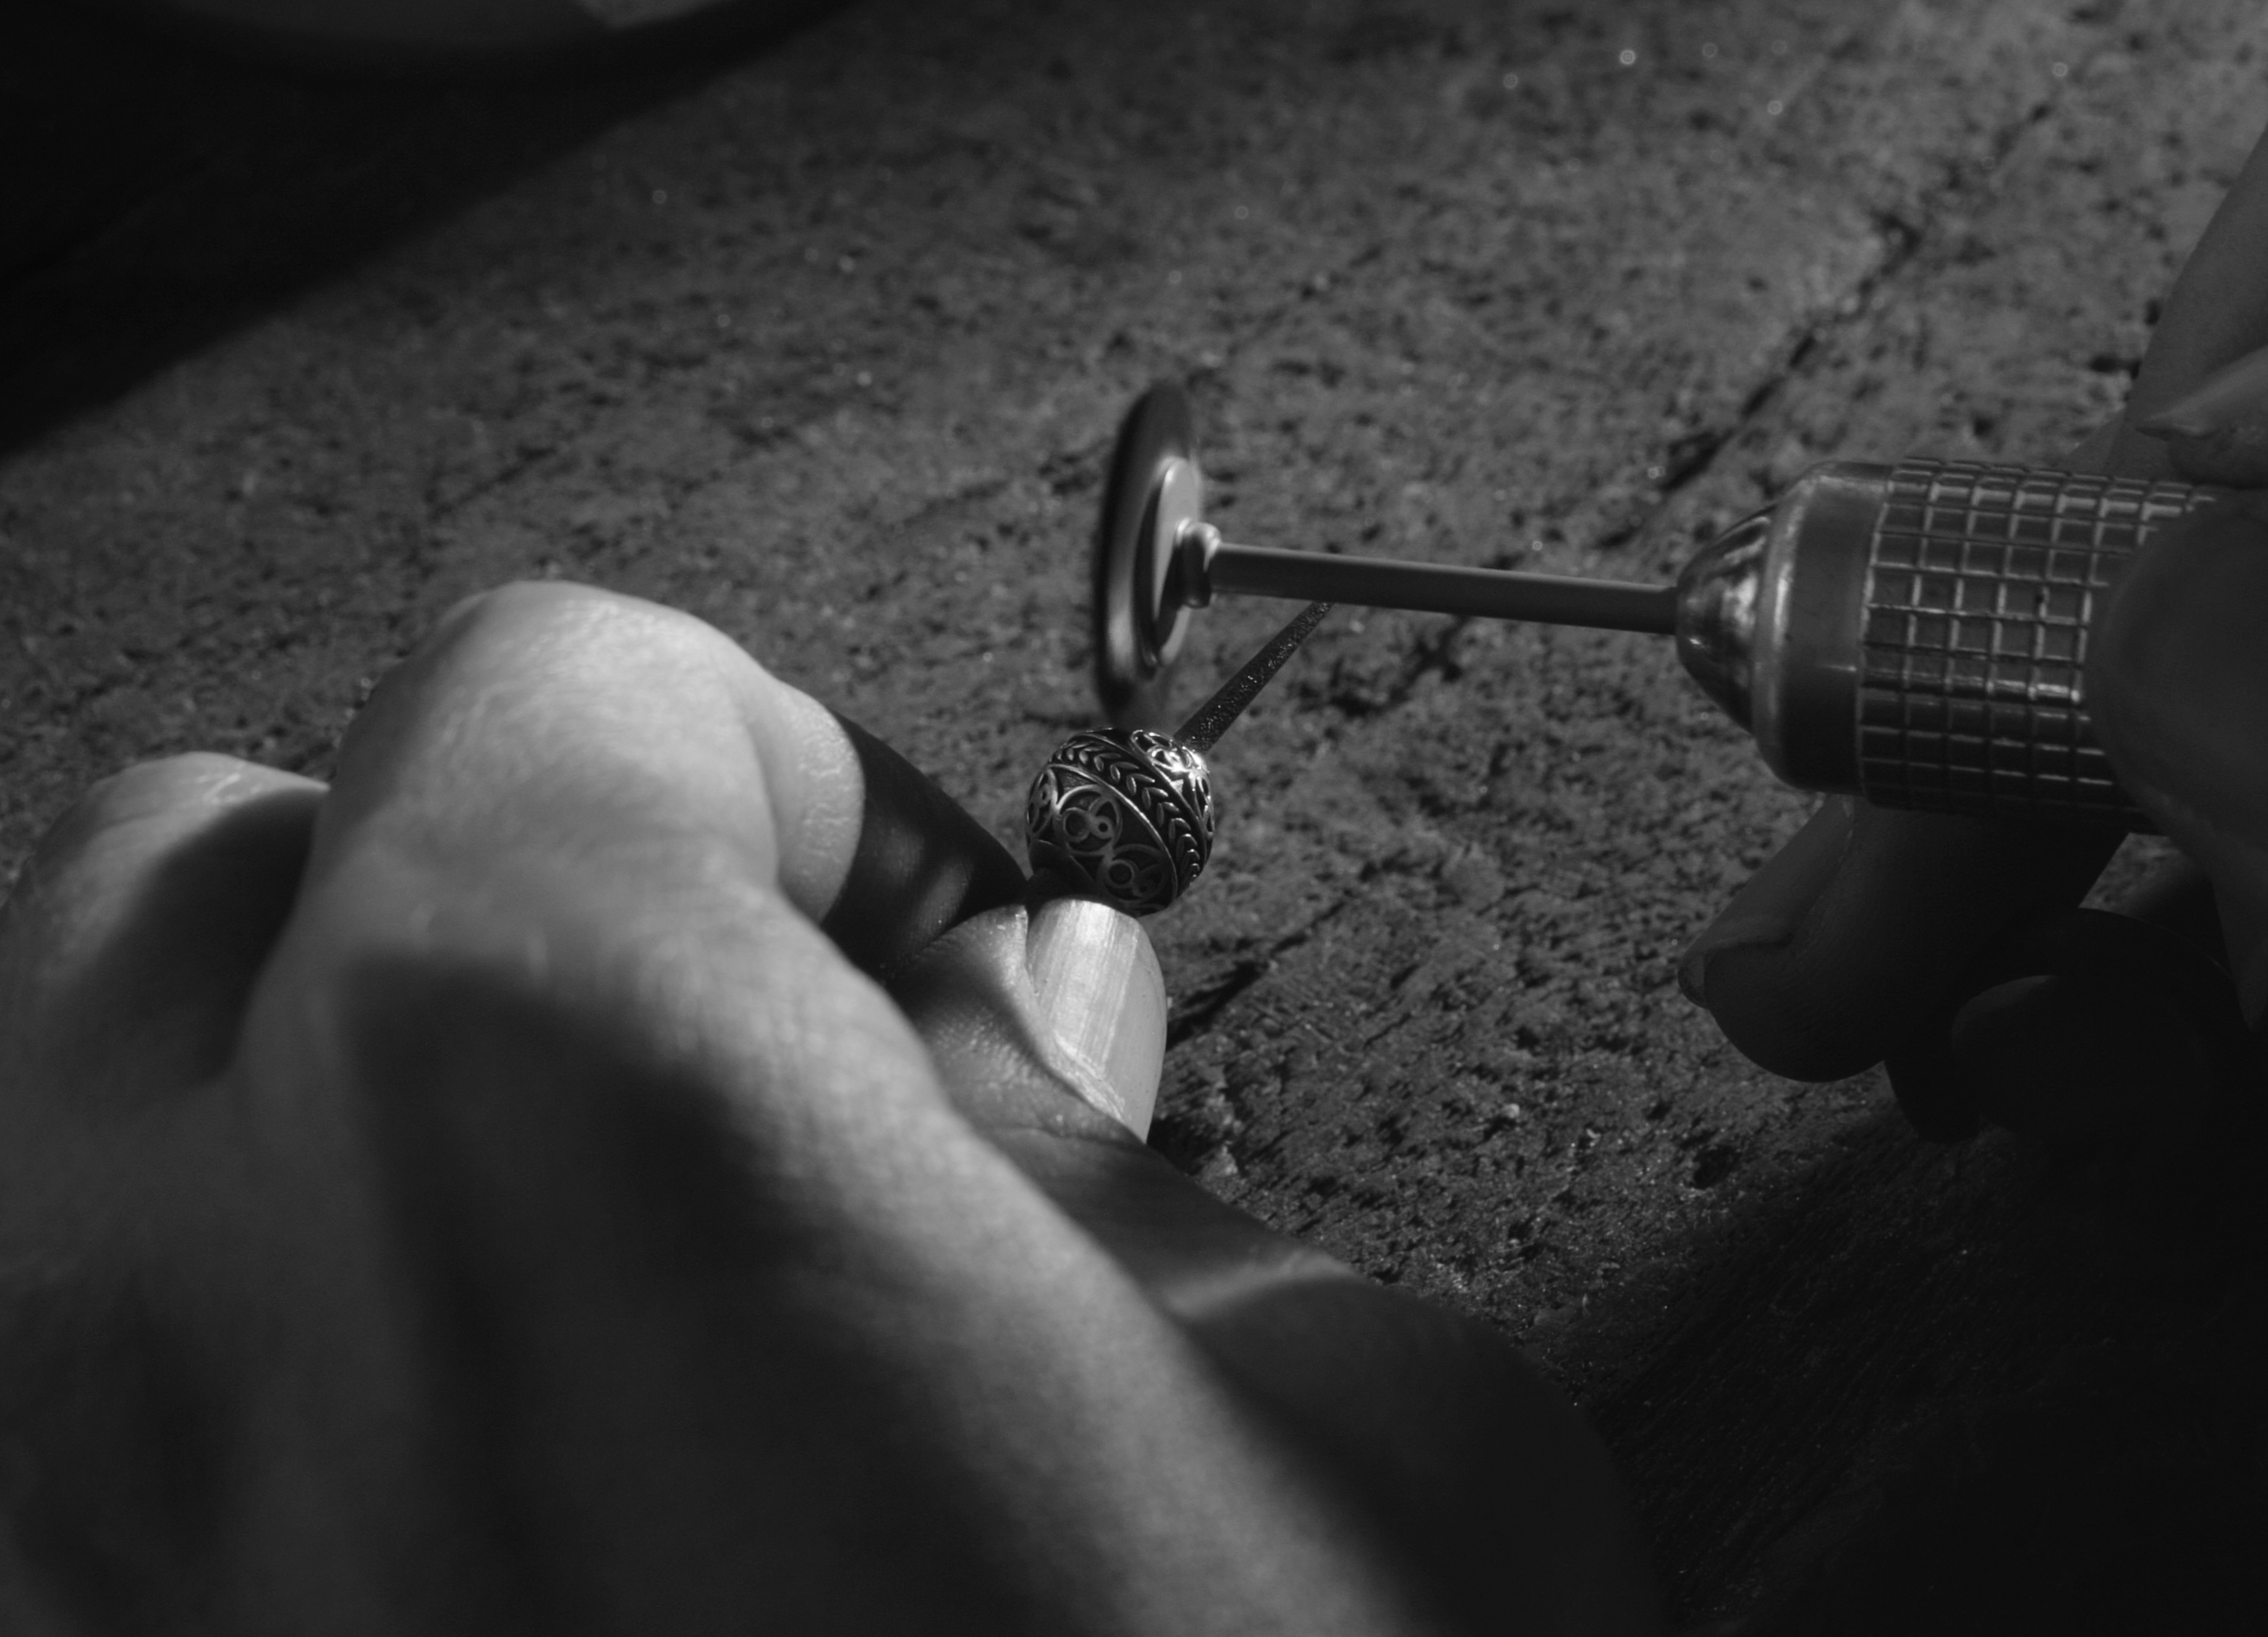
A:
1025,727,1215,916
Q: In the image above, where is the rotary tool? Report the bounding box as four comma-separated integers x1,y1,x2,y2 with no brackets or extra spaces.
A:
1085,381,2227,850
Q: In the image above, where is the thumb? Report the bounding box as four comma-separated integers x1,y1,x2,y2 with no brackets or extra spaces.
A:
893,893,1166,1141
1022,895,1169,1138
2089,495,2268,1015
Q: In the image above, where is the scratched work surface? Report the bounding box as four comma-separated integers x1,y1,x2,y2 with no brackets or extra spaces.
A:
4,0,2264,1626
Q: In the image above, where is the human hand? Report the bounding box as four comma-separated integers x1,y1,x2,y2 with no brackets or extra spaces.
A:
1678,126,2268,1141
0,582,1654,1635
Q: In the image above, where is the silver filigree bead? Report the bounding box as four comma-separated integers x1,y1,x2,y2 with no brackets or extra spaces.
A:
1025,727,1215,916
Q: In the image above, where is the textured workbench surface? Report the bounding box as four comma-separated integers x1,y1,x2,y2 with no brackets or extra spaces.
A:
5,1,2263,1625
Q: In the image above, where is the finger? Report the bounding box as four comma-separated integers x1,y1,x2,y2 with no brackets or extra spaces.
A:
1023,894,1168,1137
0,753,323,1102
250,582,1491,1633
890,903,1660,1634
300,582,859,925
2076,125,2268,481
820,714,1027,978
270,582,997,1207
1680,799,2116,1081
1948,973,2228,1143
1902,907,2249,1145
2134,339,2268,486
1879,857,2239,1144
1879,853,2249,1148
0,756,326,1625
892,900,1331,1290
2090,497,2268,1017
293,582,1016,973
2116,127,2268,471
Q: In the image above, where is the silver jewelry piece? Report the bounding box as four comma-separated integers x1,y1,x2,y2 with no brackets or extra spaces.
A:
1026,727,1215,917
1025,600,1330,916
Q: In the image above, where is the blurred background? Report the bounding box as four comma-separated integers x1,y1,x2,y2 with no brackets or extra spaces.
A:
3,1,2262,1627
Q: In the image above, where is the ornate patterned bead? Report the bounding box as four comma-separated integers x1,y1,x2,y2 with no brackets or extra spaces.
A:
1025,727,1215,916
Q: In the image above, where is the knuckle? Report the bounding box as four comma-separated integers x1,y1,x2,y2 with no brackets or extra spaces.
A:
429,580,740,678
434,578,639,643
10,755,317,922
47,753,284,848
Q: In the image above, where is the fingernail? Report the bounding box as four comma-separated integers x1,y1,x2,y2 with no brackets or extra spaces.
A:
2138,343,2268,482
1677,912,1785,1007
2135,339,2268,438
1024,896,1166,1138
1676,798,1858,1008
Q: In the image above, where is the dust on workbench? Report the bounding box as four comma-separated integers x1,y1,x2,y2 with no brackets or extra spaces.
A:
4,0,2261,1626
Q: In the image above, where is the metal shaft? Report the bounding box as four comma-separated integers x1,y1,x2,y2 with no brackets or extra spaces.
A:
1157,456,2225,834
1201,537,1678,635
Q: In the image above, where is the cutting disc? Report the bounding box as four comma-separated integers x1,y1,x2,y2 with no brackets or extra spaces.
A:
1093,381,1205,730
